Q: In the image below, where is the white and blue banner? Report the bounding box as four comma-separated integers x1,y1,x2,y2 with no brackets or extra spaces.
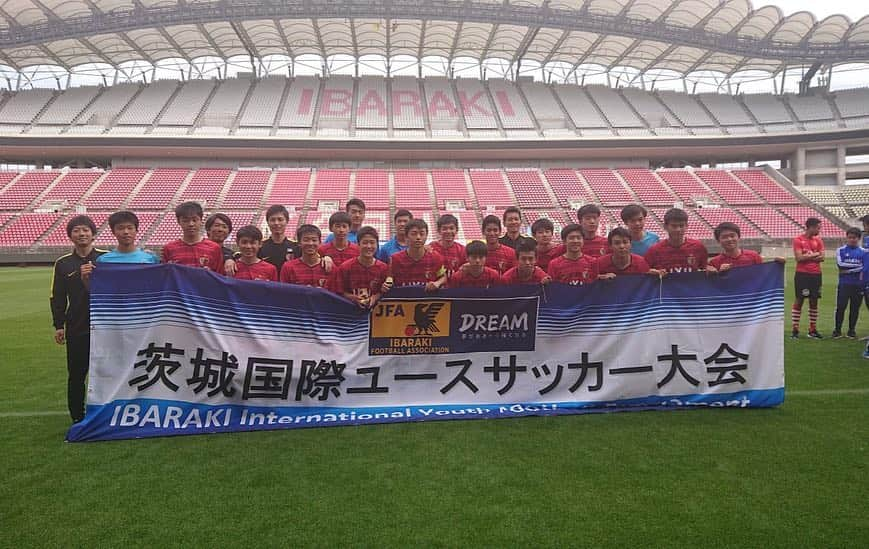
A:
67,262,785,442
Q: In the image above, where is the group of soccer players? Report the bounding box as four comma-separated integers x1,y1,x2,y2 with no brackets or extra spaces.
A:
52,197,799,422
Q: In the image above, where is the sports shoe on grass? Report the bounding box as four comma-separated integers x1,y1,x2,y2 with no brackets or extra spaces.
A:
791,329,799,339
831,330,842,339
807,331,823,339
847,331,857,339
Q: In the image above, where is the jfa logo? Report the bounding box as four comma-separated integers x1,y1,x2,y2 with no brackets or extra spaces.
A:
371,301,452,339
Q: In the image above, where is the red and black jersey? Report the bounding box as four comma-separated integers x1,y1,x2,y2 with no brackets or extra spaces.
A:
448,267,501,289
234,260,278,281
502,266,549,285
595,253,650,275
318,241,360,266
280,258,328,287
548,255,598,285
535,245,561,272
329,257,389,299
389,250,446,287
162,239,225,274
709,249,762,270
793,234,824,275
644,239,709,273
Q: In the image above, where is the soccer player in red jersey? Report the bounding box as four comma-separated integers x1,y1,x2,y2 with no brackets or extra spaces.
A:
233,225,278,282
577,204,611,258
161,201,225,274
791,217,825,339
329,226,389,308
708,222,764,272
318,211,360,266
502,238,551,285
596,227,651,278
643,208,708,275
482,215,517,275
431,214,467,278
387,219,446,292
531,218,560,272
448,241,501,288
280,224,328,288
547,224,598,286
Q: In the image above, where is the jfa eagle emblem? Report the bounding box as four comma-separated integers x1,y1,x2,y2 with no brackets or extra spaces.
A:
406,303,446,336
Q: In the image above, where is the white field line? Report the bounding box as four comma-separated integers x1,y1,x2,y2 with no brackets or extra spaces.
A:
0,388,867,418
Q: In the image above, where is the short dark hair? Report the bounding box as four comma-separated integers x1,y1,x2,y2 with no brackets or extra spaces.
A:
531,218,554,235
296,224,321,241
607,227,631,244
175,201,203,220
860,214,869,225
714,222,741,240
620,204,647,222
265,204,289,221
437,214,459,229
346,198,366,211
577,204,601,219
108,210,139,231
561,223,583,241
66,215,96,237
466,240,488,257
846,227,862,238
503,206,522,222
329,211,352,229
663,208,688,225
516,237,537,256
236,225,263,242
405,218,428,235
357,226,379,243
394,208,413,221
482,214,501,230
806,217,821,228
205,212,232,233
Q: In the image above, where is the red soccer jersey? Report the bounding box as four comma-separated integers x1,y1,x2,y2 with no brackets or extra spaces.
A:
502,266,549,285
448,267,501,289
234,260,278,282
709,249,763,270
330,257,389,299
318,242,360,266
596,253,650,275
793,234,824,275
485,244,517,275
535,245,561,272
582,235,611,258
548,255,598,286
280,258,328,287
644,239,708,273
162,239,225,274
431,241,467,277
389,250,446,287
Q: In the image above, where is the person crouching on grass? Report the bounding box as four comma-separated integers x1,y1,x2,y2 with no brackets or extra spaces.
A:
502,238,551,285
328,226,390,308
233,225,278,282
448,240,501,289
387,219,446,292
596,227,650,279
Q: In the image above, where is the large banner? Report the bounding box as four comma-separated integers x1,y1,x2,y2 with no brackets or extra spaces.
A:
67,262,785,442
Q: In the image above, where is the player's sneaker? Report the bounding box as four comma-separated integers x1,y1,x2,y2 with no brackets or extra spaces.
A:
807,330,823,339
863,346,869,359
791,329,799,339
831,330,842,339
847,331,857,339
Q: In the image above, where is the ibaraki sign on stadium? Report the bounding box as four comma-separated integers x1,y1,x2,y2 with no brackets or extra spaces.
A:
368,297,538,355
67,263,785,442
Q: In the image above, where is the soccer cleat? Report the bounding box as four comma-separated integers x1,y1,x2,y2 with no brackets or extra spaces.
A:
831,330,842,339
807,330,823,339
863,347,869,360
847,331,857,339
790,329,799,339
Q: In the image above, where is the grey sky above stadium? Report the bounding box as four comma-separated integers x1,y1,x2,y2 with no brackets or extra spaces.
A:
0,0,866,92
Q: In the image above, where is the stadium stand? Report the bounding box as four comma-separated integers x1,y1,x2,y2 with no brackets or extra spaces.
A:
393,170,431,209
83,168,148,210
469,170,514,209
543,169,593,206
618,168,677,206
115,79,176,127
128,168,190,209
353,169,391,210
179,169,232,207
0,171,61,210
580,169,634,205
221,169,270,209
506,170,555,209
238,76,286,129
432,169,473,209
267,169,310,209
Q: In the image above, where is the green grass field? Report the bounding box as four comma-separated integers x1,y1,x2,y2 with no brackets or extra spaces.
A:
1,263,867,548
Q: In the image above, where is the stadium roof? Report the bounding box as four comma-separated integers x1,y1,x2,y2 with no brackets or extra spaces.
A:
0,0,867,75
